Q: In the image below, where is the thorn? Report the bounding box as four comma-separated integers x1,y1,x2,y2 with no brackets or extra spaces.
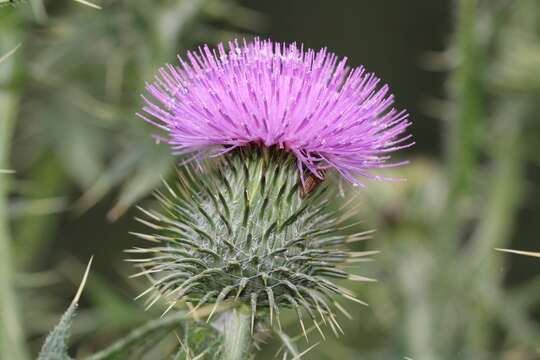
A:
291,342,319,360
134,217,160,229
334,284,355,297
342,293,369,306
129,232,160,243
275,308,282,331
329,312,344,335
188,291,217,319
344,258,374,264
161,176,178,198
235,278,248,301
345,229,376,243
348,250,381,257
326,314,339,337
134,286,155,300
73,0,102,9
206,285,235,322
495,248,540,258
333,301,352,320
206,301,221,323
161,301,177,318
144,293,162,311
175,332,191,360
72,256,93,305
315,304,326,325
266,287,275,325
136,206,160,221
299,318,308,342
348,274,377,282
124,247,158,253
313,319,325,339
129,268,161,279
251,293,257,334
124,258,155,262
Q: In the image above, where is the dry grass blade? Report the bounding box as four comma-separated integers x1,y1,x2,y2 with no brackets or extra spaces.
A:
0,43,21,64
72,0,101,10
0,169,15,174
495,248,540,258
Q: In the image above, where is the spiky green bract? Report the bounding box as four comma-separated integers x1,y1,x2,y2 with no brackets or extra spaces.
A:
130,146,373,334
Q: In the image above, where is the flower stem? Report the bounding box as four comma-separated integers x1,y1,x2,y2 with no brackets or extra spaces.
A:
221,306,251,360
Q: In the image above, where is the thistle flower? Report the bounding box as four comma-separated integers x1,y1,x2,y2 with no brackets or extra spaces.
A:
131,39,412,347
139,38,413,186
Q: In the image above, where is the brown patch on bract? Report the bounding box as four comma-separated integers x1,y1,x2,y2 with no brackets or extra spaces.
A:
301,170,326,196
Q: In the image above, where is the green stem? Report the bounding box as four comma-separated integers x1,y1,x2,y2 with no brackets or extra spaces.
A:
0,13,28,360
221,307,251,360
441,0,483,251
462,99,527,352
467,100,526,259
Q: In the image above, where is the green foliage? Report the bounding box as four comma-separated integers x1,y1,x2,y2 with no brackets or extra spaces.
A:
0,0,27,8
172,319,223,360
2,1,540,359
84,312,191,360
343,2,540,359
37,257,92,360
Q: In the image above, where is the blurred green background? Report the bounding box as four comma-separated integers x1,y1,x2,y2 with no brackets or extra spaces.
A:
2,0,540,359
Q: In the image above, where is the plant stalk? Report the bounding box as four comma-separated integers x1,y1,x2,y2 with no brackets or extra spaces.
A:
0,13,28,360
441,0,483,252
221,306,251,360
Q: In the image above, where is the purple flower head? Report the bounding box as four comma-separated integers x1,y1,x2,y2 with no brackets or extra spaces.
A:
139,38,413,186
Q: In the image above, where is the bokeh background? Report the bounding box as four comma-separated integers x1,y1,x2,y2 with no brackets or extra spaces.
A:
2,0,540,359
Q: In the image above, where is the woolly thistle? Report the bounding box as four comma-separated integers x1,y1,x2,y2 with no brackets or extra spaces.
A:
129,146,376,336
130,38,412,355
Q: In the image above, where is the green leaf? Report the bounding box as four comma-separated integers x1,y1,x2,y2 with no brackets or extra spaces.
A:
37,257,93,360
83,312,190,360
36,303,77,360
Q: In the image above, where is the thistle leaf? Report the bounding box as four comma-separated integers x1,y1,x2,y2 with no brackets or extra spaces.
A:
37,257,93,360
37,303,77,360
84,313,188,360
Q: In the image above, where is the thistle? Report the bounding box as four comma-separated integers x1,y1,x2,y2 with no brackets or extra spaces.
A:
131,38,412,358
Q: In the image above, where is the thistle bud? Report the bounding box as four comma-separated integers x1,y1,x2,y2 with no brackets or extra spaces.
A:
132,147,379,332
